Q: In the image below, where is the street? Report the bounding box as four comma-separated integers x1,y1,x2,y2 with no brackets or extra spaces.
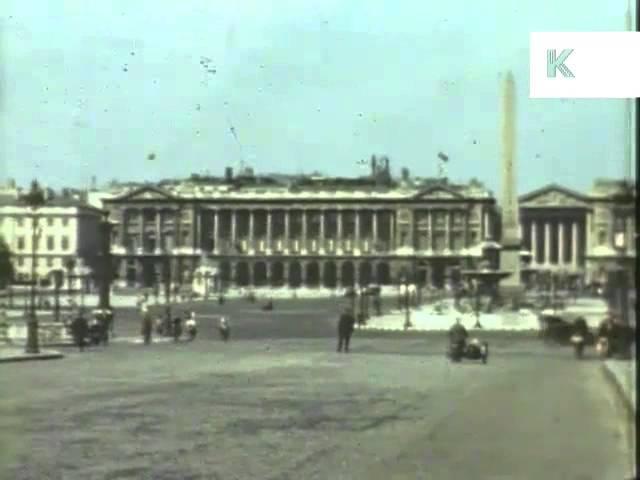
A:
0,300,635,479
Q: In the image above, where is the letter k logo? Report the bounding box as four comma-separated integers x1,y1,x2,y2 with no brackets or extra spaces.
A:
547,49,575,78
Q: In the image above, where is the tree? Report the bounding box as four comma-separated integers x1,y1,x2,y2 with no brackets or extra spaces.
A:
0,236,14,289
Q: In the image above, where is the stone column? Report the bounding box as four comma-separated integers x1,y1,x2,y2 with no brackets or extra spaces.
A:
372,209,378,249
155,209,162,253
120,209,127,247
354,210,361,253
266,211,273,253
585,211,592,256
301,210,308,253
194,208,201,253
428,210,433,249
172,209,180,249
284,210,290,252
118,260,127,287
544,222,551,265
557,221,565,265
571,221,578,268
248,210,255,253
445,211,452,250
139,209,145,252
388,211,394,250
531,221,538,265
213,210,219,254
231,210,237,244
319,210,326,252
337,210,343,252
483,211,490,240
464,212,469,248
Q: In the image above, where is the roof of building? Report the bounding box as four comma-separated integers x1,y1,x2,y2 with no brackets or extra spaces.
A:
0,195,105,214
589,178,636,198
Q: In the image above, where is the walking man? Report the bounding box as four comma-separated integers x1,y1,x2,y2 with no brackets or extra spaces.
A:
141,303,152,345
337,306,356,353
71,310,89,352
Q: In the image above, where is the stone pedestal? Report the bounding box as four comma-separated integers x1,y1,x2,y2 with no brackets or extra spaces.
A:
499,239,524,304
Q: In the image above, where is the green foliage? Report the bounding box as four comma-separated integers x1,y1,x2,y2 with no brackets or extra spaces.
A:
0,236,14,288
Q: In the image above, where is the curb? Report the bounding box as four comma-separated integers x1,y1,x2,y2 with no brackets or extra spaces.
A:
601,363,636,420
110,337,174,344
0,350,64,363
358,326,540,333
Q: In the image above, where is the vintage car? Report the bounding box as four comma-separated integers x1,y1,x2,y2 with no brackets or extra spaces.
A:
538,314,594,346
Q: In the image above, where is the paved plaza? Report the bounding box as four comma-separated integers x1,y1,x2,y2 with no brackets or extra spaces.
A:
0,297,636,479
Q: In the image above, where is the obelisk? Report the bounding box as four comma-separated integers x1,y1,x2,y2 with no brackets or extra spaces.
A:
498,71,523,300
624,0,633,181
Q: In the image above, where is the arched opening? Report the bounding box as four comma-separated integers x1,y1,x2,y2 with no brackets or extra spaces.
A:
358,262,372,287
236,262,250,287
142,260,156,288
341,262,355,287
220,261,231,284
305,262,320,287
271,262,284,287
289,261,302,288
376,262,391,285
254,261,267,287
323,262,337,288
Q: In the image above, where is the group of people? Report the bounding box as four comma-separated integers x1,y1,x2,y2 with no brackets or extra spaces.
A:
68,308,113,352
140,301,230,345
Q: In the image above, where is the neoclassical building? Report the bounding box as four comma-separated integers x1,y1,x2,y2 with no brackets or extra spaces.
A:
104,163,498,291
518,179,636,286
0,196,104,286
102,165,636,292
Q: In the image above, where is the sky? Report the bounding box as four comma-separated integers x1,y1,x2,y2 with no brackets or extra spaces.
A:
0,0,636,195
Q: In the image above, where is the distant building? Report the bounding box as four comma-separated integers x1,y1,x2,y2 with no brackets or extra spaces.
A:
519,179,636,286
104,158,499,291
0,196,104,286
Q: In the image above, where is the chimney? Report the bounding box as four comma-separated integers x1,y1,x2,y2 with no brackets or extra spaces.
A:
225,167,234,181
90,176,97,190
401,167,410,181
371,155,377,176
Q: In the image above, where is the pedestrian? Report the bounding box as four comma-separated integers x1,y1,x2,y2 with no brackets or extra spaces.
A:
218,316,230,342
71,310,89,352
337,306,356,353
373,295,382,316
98,310,111,346
173,314,183,342
141,304,152,345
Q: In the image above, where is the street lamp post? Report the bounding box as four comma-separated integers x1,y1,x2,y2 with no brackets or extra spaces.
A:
612,219,630,326
98,211,113,311
24,181,45,354
401,270,412,330
53,270,63,323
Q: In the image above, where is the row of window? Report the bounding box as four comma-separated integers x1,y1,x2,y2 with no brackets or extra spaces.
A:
15,236,70,251
14,257,57,267
2,217,70,227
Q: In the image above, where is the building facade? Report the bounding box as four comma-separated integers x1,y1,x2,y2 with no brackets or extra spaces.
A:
104,167,499,291
96,169,637,293
0,199,104,286
518,179,636,286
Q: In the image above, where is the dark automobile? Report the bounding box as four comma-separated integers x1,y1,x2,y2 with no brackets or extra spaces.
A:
539,314,595,346
539,314,572,344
